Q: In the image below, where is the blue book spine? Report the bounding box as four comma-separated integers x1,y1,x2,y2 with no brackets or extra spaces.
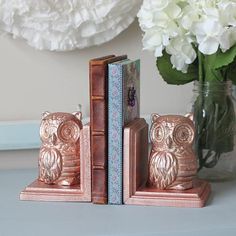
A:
108,63,123,205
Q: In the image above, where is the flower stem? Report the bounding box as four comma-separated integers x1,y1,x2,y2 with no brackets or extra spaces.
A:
198,50,204,83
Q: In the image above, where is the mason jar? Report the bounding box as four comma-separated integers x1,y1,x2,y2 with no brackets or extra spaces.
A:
191,81,236,181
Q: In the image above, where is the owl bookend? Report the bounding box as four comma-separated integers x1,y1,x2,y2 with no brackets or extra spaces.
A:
123,116,211,208
20,112,91,202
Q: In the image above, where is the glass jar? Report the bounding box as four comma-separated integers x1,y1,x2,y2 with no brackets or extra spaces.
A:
192,81,236,181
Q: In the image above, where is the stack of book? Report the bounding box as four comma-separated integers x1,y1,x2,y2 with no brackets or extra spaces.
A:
90,55,140,205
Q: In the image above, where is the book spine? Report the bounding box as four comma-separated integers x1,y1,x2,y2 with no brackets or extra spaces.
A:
108,63,123,204
90,63,108,204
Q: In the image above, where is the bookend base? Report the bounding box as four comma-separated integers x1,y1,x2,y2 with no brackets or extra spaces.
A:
126,179,211,208
20,180,89,202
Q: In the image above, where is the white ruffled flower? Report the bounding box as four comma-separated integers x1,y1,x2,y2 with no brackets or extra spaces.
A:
0,0,142,51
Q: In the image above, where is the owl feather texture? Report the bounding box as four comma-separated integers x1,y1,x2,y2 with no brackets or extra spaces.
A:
148,113,197,190
38,111,82,186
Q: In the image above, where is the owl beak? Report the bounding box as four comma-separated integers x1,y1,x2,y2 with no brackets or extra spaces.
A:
166,136,173,149
51,133,57,145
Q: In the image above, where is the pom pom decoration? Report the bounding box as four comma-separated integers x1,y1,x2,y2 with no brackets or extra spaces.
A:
0,0,142,51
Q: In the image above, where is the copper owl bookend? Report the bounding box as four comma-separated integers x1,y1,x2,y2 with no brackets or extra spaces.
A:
20,111,91,202
38,111,82,186
123,117,211,208
148,113,197,190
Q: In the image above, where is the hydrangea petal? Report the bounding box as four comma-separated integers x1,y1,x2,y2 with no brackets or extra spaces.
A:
220,27,236,52
199,37,219,55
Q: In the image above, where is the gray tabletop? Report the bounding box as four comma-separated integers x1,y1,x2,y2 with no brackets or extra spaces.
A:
0,169,236,236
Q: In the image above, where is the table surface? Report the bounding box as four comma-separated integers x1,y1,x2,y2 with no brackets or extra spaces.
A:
0,169,236,236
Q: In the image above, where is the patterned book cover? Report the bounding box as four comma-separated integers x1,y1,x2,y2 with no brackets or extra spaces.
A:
108,59,140,204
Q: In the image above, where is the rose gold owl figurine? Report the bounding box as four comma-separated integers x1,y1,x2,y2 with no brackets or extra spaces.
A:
38,111,83,186
148,113,197,190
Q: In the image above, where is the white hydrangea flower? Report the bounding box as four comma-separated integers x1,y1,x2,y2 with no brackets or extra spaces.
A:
142,29,165,57
147,0,169,10
166,36,196,72
138,0,183,60
138,0,236,73
192,18,224,54
218,1,236,26
220,27,236,52
180,5,200,31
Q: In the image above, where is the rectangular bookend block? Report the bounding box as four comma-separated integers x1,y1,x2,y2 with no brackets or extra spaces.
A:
123,118,211,208
20,124,91,202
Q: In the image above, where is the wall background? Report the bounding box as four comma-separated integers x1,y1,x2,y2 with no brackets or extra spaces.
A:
0,20,193,169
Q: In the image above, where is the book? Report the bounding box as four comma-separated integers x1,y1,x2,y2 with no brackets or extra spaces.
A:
108,59,140,204
89,55,127,204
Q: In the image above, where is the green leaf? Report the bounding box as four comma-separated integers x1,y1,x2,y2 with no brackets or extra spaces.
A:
203,54,225,82
156,51,198,85
204,46,236,83
227,62,236,85
214,45,236,70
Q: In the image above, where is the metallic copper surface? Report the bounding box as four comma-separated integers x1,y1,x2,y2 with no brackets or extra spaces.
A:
38,112,82,186
123,118,210,208
20,123,91,202
148,113,197,190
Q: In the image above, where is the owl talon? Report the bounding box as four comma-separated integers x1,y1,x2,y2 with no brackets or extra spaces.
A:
57,177,79,186
168,182,193,190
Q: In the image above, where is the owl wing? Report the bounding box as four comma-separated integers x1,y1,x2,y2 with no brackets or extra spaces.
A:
149,151,178,189
39,148,62,184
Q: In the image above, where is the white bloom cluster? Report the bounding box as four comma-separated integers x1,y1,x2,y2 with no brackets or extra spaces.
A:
0,0,142,51
138,0,236,73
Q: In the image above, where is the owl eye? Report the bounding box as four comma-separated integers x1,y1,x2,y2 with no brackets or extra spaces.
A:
58,121,80,143
173,124,194,144
151,124,165,143
40,121,51,141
